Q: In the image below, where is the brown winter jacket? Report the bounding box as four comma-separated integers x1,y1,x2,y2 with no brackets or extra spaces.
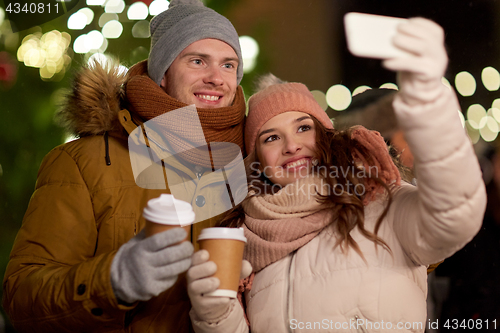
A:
2,62,239,332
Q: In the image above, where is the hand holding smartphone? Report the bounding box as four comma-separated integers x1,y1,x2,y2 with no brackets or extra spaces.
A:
344,12,410,59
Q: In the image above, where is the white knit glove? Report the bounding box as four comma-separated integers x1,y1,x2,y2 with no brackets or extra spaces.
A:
111,228,193,304
187,249,252,323
382,17,448,106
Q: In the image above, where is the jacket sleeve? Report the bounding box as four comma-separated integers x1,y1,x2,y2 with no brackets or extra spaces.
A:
190,299,249,333
2,147,136,332
389,85,486,266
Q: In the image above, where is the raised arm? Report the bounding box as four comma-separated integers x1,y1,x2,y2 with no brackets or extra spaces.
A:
383,18,486,265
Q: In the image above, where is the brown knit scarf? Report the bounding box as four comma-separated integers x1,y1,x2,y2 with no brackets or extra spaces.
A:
125,60,246,168
242,126,401,272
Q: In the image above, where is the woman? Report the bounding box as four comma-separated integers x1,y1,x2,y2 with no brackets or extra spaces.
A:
187,18,486,333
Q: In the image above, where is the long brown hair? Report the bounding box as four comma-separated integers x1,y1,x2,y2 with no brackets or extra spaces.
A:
219,117,398,258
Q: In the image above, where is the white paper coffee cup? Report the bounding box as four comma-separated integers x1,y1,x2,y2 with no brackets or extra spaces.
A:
143,194,195,238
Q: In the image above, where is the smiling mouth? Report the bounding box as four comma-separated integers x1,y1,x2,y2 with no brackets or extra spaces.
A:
195,94,221,101
283,158,311,169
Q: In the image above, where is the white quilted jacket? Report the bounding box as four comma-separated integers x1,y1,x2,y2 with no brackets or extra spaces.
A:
191,85,486,333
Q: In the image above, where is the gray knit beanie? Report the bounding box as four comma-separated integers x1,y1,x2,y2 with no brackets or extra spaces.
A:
148,0,243,86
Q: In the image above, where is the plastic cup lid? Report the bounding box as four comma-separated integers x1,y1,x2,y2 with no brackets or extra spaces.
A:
197,227,247,243
143,194,195,226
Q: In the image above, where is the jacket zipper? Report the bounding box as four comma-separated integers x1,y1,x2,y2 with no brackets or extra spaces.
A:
143,130,199,186
354,315,368,333
286,251,297,333
145,133,168,151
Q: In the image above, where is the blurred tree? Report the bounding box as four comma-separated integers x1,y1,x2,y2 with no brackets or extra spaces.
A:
0,63,69,333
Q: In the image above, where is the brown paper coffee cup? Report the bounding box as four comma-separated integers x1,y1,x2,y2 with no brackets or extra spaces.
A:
197,227,247,298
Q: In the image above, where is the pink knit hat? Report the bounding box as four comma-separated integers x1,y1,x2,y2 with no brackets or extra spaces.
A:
245,75,333,153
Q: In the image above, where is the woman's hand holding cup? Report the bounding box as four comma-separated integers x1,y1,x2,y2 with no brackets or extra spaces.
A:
187,228,251,323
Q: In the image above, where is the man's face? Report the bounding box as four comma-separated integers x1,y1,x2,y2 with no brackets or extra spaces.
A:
161,38,239,108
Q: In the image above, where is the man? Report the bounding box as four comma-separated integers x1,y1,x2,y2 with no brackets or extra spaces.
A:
2,0,247,331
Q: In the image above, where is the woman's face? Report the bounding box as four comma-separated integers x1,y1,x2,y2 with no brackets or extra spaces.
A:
255,111,317,187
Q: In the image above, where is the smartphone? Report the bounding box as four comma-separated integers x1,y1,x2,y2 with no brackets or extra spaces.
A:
344,12,409,59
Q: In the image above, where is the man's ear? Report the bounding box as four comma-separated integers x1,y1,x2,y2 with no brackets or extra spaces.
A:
160,73,167,90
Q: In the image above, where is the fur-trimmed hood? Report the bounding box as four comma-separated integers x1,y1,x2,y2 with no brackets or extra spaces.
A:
56,60,128,136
